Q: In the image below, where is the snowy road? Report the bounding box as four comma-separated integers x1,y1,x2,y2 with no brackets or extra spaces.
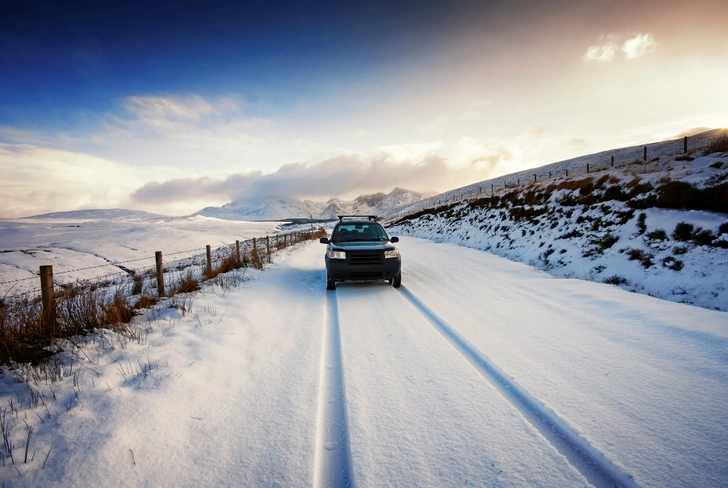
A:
7,237,728,487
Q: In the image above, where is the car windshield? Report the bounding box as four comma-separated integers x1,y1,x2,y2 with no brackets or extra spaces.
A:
332,223,388,242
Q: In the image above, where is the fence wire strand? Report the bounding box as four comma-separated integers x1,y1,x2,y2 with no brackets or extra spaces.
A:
1,231,320,300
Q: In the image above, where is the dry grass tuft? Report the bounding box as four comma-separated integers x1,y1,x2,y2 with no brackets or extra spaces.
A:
174,272,201,294
704,135,728,155
1,230,323,366
133,294,159,310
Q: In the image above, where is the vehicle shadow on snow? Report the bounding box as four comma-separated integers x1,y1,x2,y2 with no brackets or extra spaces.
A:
330,281,394,293
265,264,395,294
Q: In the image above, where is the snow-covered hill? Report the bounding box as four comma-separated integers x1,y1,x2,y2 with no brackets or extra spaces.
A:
196,198,324,221
393,129,727,218
23,208,165,220
387,129,728,311
196,187,429,221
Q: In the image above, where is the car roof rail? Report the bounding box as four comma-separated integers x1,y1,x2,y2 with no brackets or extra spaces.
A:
338,215,378,222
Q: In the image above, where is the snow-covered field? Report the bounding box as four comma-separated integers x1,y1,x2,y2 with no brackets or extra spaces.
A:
1,238,727,487
0,213,284,297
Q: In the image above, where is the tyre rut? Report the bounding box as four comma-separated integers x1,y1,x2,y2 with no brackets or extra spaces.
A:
397,285,640,488
313,290,355,488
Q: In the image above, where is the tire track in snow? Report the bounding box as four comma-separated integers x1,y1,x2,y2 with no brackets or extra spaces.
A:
313,290,355,488
398,286,640,488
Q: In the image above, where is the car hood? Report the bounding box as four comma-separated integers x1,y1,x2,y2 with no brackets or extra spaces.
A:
330,241,396,251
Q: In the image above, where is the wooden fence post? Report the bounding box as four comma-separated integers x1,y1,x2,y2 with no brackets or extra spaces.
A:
253,237,257,254
586,163,590,173
206,245,212,276
40,265,56,335
155,251,164,297
533,174,537,182
644,146,647,161
611,155,614,167
236,240,241,264
266,236,271,263
684,136,688,153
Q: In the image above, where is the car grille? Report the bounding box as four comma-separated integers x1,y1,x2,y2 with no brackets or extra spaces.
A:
348,251,384,265
349,271,383,279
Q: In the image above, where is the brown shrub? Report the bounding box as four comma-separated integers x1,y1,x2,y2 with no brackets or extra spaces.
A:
101,292,135,330
594,174,610,188
625,177,642,189
175,273,201,294
133,295,159,310
704,135,728,155
555,177,594,192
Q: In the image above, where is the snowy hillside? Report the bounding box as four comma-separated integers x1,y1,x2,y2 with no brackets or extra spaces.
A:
394,129,727,218
26,209,165,220
196,187,429,221
388,129,728,311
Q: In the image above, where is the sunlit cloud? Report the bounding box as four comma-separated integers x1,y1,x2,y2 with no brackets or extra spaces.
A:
583,35,620,62
622,34,656,59
0,144,147,218
583,33,656,62
128,139,518,208
122,94,251,124
90,93,280,176
448,137,517,170
371,141,443,162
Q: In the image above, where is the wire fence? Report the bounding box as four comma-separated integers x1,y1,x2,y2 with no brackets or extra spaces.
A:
390,134,715,222
0,228,327,365
1,229,322,305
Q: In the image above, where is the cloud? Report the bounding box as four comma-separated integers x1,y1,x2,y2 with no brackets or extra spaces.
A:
621,34,656,59
123,94,246,124
449,137,517,170
90,93,279,175
583,33,656,62
129,141,517,208
0,144,146,218
372,141,443,162
583,35,620,62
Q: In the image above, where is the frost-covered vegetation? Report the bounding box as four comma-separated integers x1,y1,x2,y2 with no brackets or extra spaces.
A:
389,130,728,311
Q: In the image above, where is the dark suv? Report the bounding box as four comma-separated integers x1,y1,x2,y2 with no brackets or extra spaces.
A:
319,215,401,290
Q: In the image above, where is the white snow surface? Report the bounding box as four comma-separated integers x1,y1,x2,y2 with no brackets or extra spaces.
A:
0,215,284,296
1,237,727,487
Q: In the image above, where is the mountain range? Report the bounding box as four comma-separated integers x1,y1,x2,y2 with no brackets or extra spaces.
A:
195,187,431,221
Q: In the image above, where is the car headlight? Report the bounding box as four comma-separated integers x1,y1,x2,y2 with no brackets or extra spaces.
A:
384,249,400,259
327,250,346,260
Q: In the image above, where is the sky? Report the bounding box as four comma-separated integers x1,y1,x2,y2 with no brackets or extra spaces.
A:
1,0,727,218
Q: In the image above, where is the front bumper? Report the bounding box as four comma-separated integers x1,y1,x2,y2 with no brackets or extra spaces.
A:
326,252,401,282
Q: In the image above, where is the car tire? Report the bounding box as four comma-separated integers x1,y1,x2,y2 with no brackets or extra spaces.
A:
326,273,336,290
392,273,401,288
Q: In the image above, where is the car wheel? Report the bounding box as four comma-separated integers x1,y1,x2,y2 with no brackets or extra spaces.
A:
392,273,401,288
326,273,336,290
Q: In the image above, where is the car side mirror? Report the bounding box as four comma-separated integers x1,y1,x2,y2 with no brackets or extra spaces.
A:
319,237,329,244
390,236,399,243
